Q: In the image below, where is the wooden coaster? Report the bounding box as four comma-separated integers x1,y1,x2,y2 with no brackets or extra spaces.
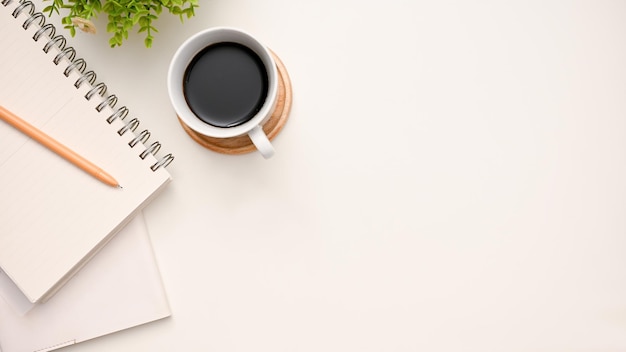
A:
178,51,293,155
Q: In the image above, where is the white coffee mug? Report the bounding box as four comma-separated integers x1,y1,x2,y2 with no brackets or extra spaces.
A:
168,27,278,158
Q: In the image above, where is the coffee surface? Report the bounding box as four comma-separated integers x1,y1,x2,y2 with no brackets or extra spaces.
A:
183,42,268,128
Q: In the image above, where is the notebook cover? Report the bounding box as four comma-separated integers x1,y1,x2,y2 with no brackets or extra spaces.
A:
0,213,171,352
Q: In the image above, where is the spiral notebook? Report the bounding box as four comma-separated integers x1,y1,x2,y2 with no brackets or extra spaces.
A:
0,0,173,303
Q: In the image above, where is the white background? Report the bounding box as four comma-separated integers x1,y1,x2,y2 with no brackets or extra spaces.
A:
37,0,626,350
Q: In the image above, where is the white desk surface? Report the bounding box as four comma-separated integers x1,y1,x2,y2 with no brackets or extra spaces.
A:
37,0,626,350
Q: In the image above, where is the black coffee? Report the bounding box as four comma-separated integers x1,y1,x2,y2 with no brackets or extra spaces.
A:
183,42,269,128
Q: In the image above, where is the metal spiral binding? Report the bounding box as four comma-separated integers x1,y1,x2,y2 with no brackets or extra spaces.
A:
53,46,76,65
74,71,96,89
43,35,66,53
33,23,55,41
140,142,161,160
96,95,118,112
64,58,86,77
75,70,96,88
151,154,174,171
2,0,174,171
118,118,140,136
22,10,42,29
11,1,34,17
107,106,129,124
85,82,107,100
129,130,151,148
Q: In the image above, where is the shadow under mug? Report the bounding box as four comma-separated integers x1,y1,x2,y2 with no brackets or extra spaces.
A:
168,27,278,159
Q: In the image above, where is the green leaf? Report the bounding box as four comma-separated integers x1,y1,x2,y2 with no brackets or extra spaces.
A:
141,16,151,26
42,5,60,15
106,22,117,32
45,0,199,47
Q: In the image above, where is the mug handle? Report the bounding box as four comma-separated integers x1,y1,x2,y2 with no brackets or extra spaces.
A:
248,125,275,159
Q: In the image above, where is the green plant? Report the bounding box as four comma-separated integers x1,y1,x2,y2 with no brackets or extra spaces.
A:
43,0,198,48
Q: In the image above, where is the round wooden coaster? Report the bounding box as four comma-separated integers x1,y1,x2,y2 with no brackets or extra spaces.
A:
178,51,293,155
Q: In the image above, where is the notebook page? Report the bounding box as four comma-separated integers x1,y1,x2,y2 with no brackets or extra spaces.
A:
0,2,172,303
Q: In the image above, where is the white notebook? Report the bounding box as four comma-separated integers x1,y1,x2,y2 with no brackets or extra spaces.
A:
0,0,173,303
0,213,171,352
